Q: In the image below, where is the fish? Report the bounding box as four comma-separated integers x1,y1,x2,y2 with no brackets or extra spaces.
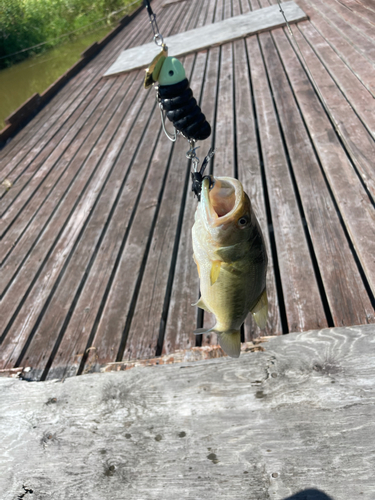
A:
192,176,268,358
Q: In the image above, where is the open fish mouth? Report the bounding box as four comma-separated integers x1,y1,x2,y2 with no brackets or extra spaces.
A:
201,176,244,227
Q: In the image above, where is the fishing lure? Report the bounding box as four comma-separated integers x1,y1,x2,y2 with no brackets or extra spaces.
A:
144,48,211,142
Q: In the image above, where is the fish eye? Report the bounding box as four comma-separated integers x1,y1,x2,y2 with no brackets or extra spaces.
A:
169,70,174,76
238,216,248,227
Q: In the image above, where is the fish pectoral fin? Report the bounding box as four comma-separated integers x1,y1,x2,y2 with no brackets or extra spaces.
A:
218,330,241,358
192,297,211,313
250,289,268,329
210,260,222,285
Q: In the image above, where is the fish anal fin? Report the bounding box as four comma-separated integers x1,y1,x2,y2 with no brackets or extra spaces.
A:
250,289,268,329
210,260,221,285
193,327,213,336
218,330,241,358
192,297,211,313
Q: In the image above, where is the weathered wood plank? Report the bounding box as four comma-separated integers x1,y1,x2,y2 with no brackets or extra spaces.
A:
298,0,375,98
274,24,375,297
104,2,307,77
233,37,282,340
118,61,197,361
14,83,160,382
301,0,375,67
0,74,147,370
1,325,374,499
0,74,137,295
295,20,375,141
248,33,328,332
0,77,115,238
162,51,211,355
261,27,375,326
321,0,375,46
45,112,166,381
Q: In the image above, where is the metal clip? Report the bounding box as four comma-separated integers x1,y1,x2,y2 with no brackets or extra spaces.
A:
189,146,215,201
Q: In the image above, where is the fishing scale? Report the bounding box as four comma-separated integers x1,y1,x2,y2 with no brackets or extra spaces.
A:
143,0,214,200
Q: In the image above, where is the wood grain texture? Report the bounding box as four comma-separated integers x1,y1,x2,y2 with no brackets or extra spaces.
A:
1,324,374,499
260,28,375,326
233,37,282,340
247,34,328,333
104,2,307,76
273,24,375,297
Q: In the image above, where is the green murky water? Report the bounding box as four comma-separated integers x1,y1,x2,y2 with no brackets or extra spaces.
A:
0,25,115,130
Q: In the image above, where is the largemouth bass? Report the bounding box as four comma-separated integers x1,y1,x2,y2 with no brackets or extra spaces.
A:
192,176,268,358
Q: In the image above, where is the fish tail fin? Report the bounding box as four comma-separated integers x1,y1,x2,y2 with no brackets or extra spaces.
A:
251,289,268,329
193,327,241,358
218,330,241,358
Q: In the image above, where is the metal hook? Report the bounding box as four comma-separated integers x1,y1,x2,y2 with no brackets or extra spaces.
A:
155,89,177,142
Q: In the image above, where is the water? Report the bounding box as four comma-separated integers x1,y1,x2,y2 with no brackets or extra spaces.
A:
0,25,115,130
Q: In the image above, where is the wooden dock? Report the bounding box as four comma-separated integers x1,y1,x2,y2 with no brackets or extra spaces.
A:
1,0,375,382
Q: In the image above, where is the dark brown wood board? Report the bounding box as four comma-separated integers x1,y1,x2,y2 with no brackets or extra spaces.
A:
233,37,282,340
261,27,374,326
274,24,375,297
0,74,148,370
299,0,375,97
247,33,328,332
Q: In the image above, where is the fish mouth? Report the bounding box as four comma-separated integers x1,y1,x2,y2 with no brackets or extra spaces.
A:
201,176,244,227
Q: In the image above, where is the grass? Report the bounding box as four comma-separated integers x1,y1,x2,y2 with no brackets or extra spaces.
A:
0,0,141,69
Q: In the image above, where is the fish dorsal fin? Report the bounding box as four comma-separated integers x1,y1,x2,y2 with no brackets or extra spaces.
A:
210,260,222,285
192,297,211,313
218,331,241,358
250,289,268,329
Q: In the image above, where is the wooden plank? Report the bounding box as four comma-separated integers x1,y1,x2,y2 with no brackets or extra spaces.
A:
162,51,211,355
301,0,375,66
262,27,375,326
201,41,235,343
298,0,375,98
0,75,133,290
355,0,375,13
247,33,328,332
77,119,176,371
17,84,160,382
233,37,282,340
0,77,112,235
273,24,375,298
1,325,375,499
104,2,307,77
339,0,375,26
0,73,147,371
321,0,375,46
295,20,375,141
282,23,375,204
115,61,198,362
45,115,166,381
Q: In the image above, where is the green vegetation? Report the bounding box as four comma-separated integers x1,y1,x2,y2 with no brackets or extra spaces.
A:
0,0,141,68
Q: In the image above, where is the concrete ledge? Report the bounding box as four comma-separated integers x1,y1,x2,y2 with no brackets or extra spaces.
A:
1,324,374,499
